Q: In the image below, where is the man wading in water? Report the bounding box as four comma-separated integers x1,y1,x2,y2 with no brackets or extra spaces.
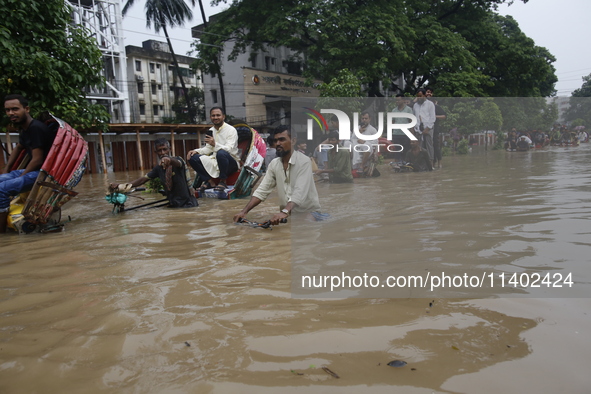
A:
233,125,323,225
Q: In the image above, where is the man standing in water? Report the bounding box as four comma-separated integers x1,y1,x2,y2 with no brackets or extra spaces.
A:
111,138,198,208
356,111,379,171
1,94,55,233
233,126,321,225
425,87,447,168
315,131,353,183
413,88,436,165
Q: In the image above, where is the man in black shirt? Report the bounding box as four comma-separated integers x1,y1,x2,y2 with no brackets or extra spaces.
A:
110,138,198,208
1,94,55,232
405,140,433,172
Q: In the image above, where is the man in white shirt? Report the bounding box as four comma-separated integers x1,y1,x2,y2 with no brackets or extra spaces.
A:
413,88,436,164
354,111,379,170
233,125,321,225
187,107,240,191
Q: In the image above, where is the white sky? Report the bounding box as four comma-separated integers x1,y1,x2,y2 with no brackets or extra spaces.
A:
497,0,591,96
119,0,225,58
121,0,591,97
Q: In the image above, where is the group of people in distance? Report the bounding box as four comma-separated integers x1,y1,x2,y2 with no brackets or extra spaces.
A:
504,124,588,152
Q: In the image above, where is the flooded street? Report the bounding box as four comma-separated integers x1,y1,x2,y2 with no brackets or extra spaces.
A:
1,145,591,393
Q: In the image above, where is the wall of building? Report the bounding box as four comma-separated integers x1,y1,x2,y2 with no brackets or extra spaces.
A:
126,41,203,124
199,39,321,128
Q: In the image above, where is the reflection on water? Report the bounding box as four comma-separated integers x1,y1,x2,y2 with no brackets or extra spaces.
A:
1,145,590,392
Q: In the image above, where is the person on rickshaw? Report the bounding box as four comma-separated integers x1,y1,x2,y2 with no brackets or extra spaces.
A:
1,94,55,233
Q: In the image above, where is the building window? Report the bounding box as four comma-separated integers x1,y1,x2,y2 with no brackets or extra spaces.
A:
151,83,157,95
137,82,144,94
153,105,159,116
135,60,141,72
250,54,257,68
265,56,275,71
156,64,160,69
149,63,155,73
158,84,162,90
139,104,145,115
211,89,218,104
284,60,303,75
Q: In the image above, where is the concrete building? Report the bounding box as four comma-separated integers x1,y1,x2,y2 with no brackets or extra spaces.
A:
125,40,203,124
192,17,322,130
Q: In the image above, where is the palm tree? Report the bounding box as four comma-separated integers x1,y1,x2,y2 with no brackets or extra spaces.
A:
123,0,196,122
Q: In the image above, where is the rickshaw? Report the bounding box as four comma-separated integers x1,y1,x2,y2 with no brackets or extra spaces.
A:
7,116,87,233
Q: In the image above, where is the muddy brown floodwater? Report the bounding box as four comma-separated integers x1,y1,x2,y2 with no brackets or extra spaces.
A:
1,145,591,393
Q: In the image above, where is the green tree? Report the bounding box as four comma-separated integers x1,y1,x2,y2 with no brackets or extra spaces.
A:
172,87,205,123
319,69,363,98
0,0,109,130
572,73,591,98
202,0,554,98
495,97,556,132
564,74,591,127
316,69,365,121
460,15,557,97
123,0,197,122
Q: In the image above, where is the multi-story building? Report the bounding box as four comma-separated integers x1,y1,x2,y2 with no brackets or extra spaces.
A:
126,40,203,123
192,16,322,130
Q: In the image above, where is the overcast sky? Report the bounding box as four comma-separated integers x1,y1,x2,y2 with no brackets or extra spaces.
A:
121,0,591,97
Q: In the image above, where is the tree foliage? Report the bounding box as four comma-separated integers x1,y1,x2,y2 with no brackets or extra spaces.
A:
0,0,109,130
439,97,556,135
319,69,364,98
171,87,206,123
123,0,195,32
571,73,591,98
198,0,556,97
563,74,591,127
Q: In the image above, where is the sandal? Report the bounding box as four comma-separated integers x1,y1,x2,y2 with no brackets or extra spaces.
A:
214,182,227,192
198,181,214,193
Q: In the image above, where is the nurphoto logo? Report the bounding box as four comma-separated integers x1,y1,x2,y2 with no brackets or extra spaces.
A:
304,108,418,153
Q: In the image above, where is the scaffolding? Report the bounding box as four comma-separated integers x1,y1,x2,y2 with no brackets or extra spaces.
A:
68,0,130,122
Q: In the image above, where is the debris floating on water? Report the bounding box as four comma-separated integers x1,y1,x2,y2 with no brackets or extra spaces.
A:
387,360,407,368
322,367,340,379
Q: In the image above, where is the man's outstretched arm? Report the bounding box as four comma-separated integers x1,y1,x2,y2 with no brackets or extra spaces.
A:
233,196,263,222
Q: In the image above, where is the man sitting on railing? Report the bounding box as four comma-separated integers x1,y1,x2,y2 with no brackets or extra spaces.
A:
1,94,55,233
187,107,240,193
